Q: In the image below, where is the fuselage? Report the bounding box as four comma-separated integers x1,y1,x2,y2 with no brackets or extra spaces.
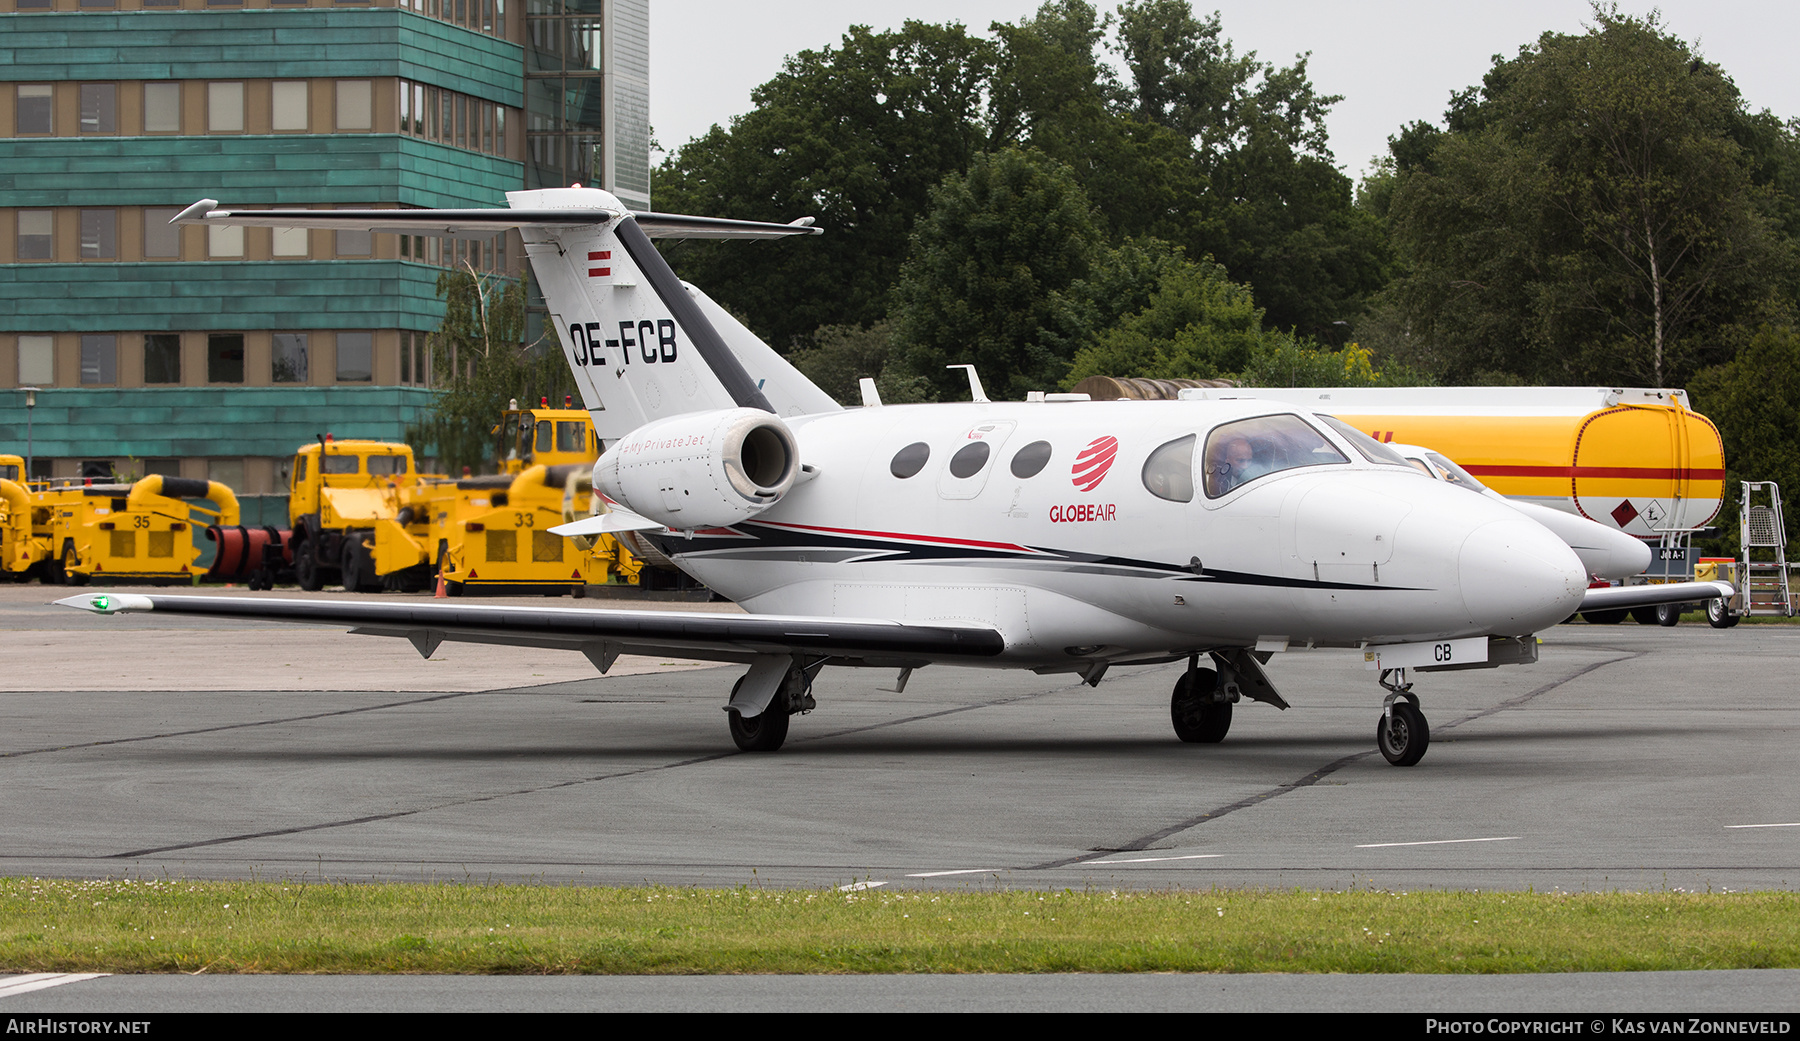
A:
638,399,1589,666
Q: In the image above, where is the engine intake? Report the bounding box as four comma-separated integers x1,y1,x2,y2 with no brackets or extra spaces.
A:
593,408,800,530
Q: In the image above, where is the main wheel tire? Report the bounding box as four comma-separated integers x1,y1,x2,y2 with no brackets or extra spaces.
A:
295,543,323,591
1581,609,1628,625
1630,606,1661,625
1655,602,1684,627
1170,668,1231,743
729,704,790,751
1707,597,1740,628
1377,702,1430,767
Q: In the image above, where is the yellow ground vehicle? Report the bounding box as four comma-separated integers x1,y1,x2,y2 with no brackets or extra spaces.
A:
0,454,44,580
1222,387,1725,539
36,475,239,585
284,438,422,591
270,407,639,595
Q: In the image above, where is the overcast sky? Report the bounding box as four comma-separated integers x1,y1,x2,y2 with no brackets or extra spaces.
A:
648,1,1800,182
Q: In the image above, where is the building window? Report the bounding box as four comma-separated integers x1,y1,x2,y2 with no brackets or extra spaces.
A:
336,332,373,382
336,81,372,131
79,0,118,7
80,335,117,385
144,334,181,384
15,0,54,9
272,227,309,257
17,336,54,386
208,82,244,133
272,333,309,383
79,84,116,134
144,208,181,259
272,81,308,132
143,83,181,133
16,85,52,135
79,210,116,259
17,211,53,260
336,223,372,257
141,0,180,7
207,334,245,384
209,224,244,259
209,458,245,490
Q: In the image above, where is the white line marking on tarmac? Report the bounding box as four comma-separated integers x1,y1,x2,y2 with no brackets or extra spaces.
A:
837,880,887,891
1083,854,1224,865
0,973,108,997
1356,836,1520,848
906,869,1005,878
1725,822,1800,829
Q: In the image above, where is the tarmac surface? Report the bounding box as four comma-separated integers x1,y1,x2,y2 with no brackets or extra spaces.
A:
3,583,1798,1010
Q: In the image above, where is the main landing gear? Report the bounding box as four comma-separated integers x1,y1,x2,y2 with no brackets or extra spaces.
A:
1170,664,1232,743
725,657,820,752
1376,668,1430,767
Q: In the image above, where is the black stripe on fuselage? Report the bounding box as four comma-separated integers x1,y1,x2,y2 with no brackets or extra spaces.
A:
643,522,1420,593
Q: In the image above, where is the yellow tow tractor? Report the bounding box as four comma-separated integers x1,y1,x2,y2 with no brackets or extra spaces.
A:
0,453,48,581
32,473,239,585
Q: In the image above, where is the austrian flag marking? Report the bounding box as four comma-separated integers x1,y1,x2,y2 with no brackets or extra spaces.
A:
1072,436,1119,491
587,250,612,278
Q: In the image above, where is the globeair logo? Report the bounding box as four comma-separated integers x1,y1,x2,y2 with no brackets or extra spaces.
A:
1071,436,1118,491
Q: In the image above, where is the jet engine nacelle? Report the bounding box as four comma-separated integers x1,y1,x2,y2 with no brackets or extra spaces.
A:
594,408,800,530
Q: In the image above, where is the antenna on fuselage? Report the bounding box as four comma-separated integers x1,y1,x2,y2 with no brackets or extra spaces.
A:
946,364,990,403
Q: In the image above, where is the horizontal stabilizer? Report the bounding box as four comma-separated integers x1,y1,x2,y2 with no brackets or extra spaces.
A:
548,507,664,537
1579,580,1733,612
173,200,821,241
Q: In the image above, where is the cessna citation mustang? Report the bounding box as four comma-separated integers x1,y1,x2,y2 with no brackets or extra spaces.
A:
58,188,1731,767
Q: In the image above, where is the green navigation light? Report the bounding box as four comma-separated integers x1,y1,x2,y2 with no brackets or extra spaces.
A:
93,595,111,613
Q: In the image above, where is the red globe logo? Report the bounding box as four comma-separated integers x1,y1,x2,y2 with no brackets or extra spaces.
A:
1071,436,1118,491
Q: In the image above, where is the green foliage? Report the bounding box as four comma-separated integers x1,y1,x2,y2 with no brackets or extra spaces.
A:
652,21,995,347
1688,325,1800,548
1377,7,1797,386
655,2,1385,360
1065,255,1266,383
404,269,561,475
786,320,929,406
892,148,1106,401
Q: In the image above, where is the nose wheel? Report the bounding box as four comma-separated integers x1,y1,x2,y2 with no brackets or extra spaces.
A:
1376,669,1430,766
1171,665,1232,743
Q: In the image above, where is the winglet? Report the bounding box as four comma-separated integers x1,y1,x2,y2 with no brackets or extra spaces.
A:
55,593,156,614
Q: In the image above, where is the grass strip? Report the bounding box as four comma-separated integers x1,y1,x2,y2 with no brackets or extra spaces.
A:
4,878,1797,975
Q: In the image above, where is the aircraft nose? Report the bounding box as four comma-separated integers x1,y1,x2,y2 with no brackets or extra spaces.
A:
1458,517,1587,632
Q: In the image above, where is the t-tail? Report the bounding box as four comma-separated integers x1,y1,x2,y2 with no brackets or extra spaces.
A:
173,187,840,439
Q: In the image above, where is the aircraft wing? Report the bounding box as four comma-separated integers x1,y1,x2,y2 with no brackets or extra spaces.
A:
1578,580,1733,612
53,593,1003,670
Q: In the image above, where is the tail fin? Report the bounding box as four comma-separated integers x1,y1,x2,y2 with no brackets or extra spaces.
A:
175,187,833,439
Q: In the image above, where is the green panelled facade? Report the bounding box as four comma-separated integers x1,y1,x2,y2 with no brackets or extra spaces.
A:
2,8,526,474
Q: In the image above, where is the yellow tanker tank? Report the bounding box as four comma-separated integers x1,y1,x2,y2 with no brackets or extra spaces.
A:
1193,387,1724,539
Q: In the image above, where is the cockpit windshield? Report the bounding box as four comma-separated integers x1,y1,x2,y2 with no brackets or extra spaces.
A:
1425,451,1490,493
1202,415,1349,498
1316,415,1415,468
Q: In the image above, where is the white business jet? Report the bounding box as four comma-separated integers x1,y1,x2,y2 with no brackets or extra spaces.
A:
57,188,1731,767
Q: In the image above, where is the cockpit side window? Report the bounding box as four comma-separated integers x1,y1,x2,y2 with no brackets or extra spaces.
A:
1202,415,1349,498
1316,415,1414,467
1142,434,1196,502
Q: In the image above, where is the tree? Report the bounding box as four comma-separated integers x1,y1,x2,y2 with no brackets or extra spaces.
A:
891,148,1105,401
785,320,929,406
1064,254,1267,383
1114,0,1389,335
1688,325,1800,549
652,21,995,347
405,268,562,475
1379,7,1796,386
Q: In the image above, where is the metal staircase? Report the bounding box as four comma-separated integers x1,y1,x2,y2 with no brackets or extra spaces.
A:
1739,481,1793,617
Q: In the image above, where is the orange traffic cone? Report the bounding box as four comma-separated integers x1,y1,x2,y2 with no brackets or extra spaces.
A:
434,572,447,598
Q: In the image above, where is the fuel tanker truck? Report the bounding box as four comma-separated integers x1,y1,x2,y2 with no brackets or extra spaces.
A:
1167,385,1730,622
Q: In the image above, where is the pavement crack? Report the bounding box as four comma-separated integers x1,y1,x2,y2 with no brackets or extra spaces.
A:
0,691,481,759
1027,649,1642,871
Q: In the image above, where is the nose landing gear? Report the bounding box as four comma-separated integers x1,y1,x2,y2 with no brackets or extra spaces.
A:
1376,667,1430,766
